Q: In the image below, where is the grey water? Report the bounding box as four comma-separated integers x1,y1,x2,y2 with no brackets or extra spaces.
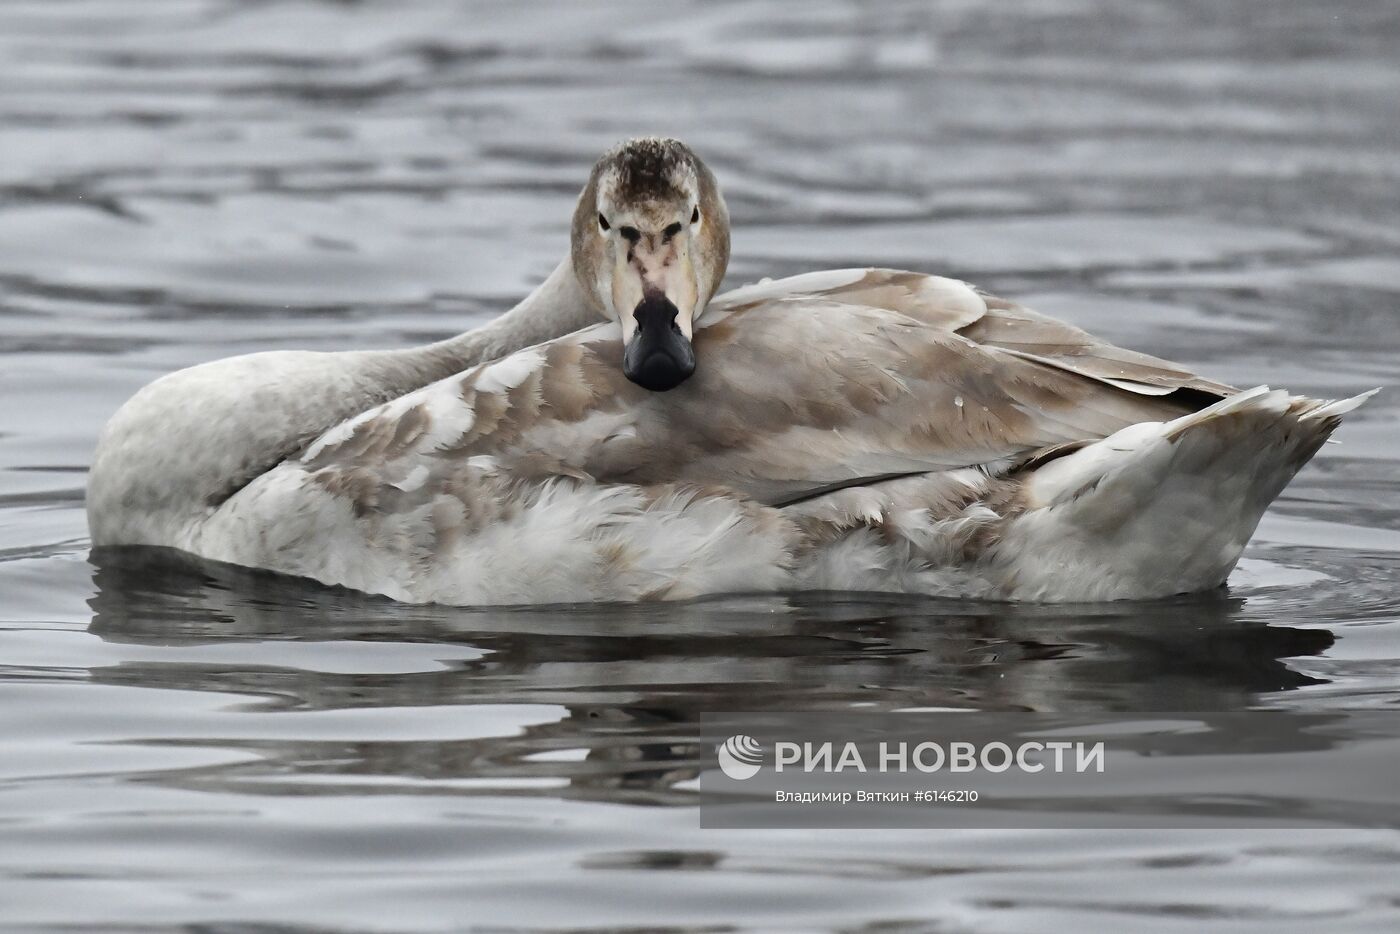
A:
2,0,1399,930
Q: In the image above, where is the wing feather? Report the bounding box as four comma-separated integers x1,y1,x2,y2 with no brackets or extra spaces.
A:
281,269,1240,513
961,292,1236,399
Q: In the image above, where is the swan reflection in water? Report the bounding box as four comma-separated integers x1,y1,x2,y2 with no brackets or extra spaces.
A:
86,548,1334,805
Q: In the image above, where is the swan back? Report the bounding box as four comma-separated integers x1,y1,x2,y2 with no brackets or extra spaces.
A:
149,268,1365,605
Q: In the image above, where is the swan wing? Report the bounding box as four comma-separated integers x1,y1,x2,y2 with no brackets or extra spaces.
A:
962,291,1236,398
715,268,1235,399
193,273,1248,601
289,277,1231,507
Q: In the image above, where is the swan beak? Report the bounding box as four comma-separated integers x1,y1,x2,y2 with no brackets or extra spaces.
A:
622,294,696,391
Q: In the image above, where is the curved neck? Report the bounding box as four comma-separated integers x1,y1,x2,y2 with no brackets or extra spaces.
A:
385,258,599,389
89,257,600,547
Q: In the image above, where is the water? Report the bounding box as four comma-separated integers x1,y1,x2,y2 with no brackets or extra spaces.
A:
2,0,1400,929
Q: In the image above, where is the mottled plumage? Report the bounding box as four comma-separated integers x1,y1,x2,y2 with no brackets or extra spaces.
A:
164,268,1366,604
88,140,1372,605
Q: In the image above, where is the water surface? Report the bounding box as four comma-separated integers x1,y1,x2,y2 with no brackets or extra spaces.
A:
3,1,1400,930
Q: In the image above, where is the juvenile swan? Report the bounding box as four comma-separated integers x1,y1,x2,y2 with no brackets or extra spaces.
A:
88,138,1372,603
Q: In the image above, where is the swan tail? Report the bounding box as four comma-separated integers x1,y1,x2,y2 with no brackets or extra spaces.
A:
993,386,1377,601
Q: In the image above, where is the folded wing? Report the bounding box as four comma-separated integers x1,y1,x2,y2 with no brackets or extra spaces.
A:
289,269,1233,509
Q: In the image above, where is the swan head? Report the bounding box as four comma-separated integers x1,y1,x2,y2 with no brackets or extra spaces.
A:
571,138,730,391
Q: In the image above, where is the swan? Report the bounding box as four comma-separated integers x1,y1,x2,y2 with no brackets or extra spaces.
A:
88,138,1373,604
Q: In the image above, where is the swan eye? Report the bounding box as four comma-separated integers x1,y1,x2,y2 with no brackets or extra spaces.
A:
662,221,683,241
691,206,700,224
618,225,641,244
597,213,610,231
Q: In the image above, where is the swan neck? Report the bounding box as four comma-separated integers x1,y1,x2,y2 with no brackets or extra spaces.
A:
88,256,598,548
410,258,597,382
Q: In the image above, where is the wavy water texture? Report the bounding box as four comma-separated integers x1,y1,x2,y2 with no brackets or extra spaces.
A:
1,0,1399,931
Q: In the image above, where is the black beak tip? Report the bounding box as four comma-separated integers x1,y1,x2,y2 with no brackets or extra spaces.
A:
624,347,695,392
624,294,696,392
